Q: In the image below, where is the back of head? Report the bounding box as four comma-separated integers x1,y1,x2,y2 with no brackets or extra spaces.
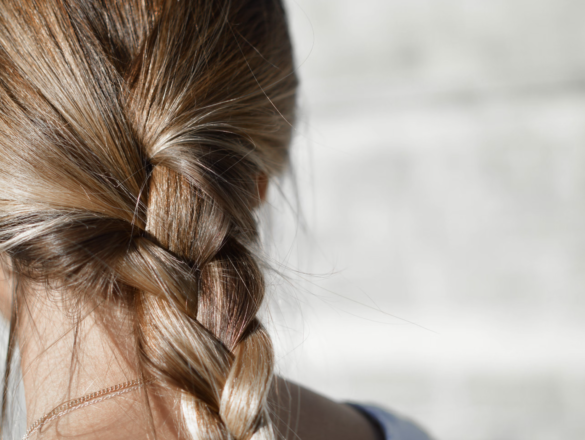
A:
0,0,297,438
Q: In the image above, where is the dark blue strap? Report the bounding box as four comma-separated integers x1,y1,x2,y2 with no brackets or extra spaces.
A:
347,403,434,440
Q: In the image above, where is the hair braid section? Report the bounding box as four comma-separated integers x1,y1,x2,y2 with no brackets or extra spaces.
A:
220,324,275,439
115,163,276,440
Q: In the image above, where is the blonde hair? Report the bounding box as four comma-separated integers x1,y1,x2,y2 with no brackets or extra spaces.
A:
0,0,297,438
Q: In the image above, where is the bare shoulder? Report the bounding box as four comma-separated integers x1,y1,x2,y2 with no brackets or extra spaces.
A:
271,378,383,440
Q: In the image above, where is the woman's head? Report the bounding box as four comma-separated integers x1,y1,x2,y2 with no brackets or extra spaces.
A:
0,0,297,438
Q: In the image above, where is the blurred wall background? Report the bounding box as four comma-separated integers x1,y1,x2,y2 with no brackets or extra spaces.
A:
267,1,585,439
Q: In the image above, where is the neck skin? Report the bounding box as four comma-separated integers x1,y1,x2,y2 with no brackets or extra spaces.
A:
17,286,182,440
0,265,381,440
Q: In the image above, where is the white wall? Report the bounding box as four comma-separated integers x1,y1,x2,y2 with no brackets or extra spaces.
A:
269,1,585,439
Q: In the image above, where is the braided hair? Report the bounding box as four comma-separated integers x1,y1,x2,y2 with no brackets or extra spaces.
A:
0,0,297,438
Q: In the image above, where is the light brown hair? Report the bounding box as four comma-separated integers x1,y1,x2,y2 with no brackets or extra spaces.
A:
0,0,297,438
